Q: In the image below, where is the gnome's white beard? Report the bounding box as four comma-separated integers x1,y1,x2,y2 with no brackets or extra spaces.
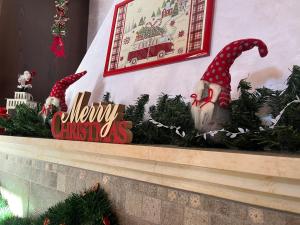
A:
191,80,222,131
45,97,60,109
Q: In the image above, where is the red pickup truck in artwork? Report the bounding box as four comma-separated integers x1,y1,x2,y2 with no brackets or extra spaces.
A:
128,39,174,65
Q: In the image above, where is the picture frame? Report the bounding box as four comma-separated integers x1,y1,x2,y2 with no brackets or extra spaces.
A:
104,0,215,77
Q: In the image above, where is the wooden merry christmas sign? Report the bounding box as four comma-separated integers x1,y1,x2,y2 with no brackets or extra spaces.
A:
51,92,133,144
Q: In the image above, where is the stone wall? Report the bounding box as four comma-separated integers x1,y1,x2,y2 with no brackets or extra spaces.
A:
0,152,299,225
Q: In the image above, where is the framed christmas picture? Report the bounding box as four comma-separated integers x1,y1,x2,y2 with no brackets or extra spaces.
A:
104,0,215,77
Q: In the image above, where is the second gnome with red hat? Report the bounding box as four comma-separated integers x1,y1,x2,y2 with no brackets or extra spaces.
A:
41,71,87,120
191,38,268,131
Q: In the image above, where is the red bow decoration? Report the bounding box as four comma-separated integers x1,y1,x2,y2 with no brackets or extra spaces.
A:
191,94,201,106
51,36,65,58
191,89,213,108
102,216,110,225
43,218,50,225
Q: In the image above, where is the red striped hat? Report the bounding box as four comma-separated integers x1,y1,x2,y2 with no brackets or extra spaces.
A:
201,38,268,108
49,71,87,111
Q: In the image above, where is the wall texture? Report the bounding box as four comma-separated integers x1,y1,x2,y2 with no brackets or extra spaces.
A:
0,0,89,106
0,0,3,16
87,0,114,48
0,152,299,225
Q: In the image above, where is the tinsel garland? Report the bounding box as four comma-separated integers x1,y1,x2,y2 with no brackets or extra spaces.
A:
50,0,70,57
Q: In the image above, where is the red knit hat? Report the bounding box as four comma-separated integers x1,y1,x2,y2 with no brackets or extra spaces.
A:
201,38,268,108
49,71,87,111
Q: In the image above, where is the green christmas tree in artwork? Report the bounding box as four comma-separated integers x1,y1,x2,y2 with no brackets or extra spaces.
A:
157,8,162,16
139,17,145,26
152,11,156,17
172,3,179,17
162,0,166,7
133,23,137,29
171,0,175,5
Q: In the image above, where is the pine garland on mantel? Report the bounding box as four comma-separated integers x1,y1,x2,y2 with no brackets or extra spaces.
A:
0,104,52,138
0,66,299,153
120,65,300,152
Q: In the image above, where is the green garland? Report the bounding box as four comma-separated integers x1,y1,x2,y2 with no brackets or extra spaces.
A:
119,65,300,152
0,184,118,225
0,104,52,138
1,66,300,152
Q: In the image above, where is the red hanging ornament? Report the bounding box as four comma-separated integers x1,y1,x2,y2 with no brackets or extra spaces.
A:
51,0,69,58
51,36,65,57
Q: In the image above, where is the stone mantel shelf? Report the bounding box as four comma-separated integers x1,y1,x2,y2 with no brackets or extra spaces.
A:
0,136,299,214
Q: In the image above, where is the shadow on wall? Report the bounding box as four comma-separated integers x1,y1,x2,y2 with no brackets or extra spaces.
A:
87,0,115,47
247,67,283,89
232,67,283,99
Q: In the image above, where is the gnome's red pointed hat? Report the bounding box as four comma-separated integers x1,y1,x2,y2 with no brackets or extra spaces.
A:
201,38,268,108
49,71,87,111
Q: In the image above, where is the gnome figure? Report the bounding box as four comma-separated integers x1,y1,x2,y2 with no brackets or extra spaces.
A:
191,38,268,132
41,71,87,120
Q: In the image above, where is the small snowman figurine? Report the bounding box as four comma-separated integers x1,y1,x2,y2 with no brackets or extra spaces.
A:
17,71,35,91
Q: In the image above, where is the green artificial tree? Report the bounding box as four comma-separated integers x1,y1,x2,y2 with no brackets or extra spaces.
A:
0,104,52,138
226,79,262,131
0,184,119,225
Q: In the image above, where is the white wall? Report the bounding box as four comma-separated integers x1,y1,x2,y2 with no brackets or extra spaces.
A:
67,0,300,107
87,0,114,47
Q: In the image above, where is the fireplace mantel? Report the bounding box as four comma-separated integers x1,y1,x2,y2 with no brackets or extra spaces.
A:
0,136,299,214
